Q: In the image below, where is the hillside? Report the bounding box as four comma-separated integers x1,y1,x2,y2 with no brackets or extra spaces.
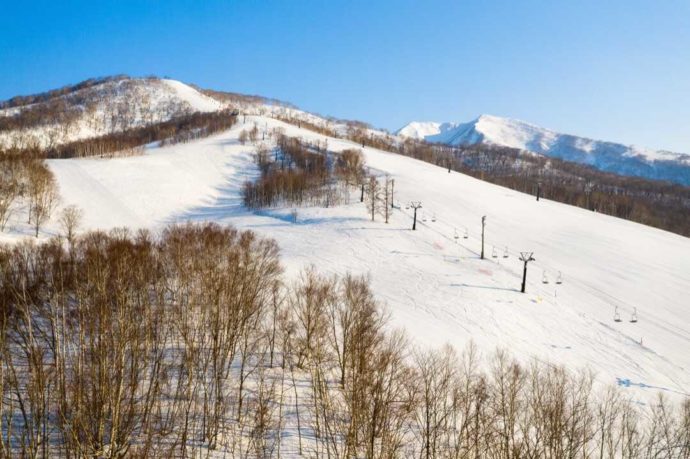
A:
398,115,690,186
0,76,223,149
2,112,687,407
1,78,689,402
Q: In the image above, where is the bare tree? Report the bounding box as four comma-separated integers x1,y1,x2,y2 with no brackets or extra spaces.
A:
58,204,83,246
0,172,19,231
366,175,382,222
336,148,365,186
383,175,393,223
238,129,249,145
27,164,59,237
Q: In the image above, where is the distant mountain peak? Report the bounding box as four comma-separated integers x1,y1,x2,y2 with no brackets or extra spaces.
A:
397,115,690,186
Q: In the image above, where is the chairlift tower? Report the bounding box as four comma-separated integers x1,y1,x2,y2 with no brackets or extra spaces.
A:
519,252,535,293
409,201,422,230
481,216,487,260
390,179,395,209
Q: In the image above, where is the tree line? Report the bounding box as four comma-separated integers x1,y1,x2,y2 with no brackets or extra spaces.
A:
0,222,688,458
40,109,237,159
444,144,690,236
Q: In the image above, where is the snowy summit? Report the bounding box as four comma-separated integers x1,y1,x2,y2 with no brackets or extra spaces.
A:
398,115,690,185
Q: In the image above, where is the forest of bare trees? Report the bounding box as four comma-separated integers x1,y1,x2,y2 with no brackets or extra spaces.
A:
0,223,688,458
243,135,365,209
41,109,238,159
0,152,59,236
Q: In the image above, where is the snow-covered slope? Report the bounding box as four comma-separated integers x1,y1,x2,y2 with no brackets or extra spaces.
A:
0,77,224,148
159,78,223,112
4,115,688,407
398,115,690,185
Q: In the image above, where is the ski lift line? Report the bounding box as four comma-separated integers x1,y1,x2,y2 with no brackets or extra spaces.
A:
397,204,491,262
396,199,542,282
395,195,569,295
557,268,690,343
400,203,561,299
392,180,622,333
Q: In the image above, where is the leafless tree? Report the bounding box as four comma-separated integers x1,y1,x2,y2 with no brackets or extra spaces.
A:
366,175,383,222
58,204,83,246
27,162,59,236
0,171,19,231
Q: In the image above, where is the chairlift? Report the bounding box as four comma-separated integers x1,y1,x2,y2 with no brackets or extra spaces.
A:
454,228,459,241
491,246,498,258
556,271,563,285
542,270,549,284
431,214,437,223
630,307,638,323
422,214,427,222
503,246,509,258
405,204,410,210
614,306,622,322
463,228,468,239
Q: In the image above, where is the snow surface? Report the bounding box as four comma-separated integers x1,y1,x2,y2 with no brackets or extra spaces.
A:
2,115,684,408
398,121,444,139
398,115,690,185
159,78,223,112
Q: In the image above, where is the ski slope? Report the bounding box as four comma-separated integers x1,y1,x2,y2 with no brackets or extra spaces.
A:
10,115,690,404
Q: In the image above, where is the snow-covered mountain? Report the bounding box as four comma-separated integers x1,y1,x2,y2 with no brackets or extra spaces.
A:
398,115,690,185
1,76,690,421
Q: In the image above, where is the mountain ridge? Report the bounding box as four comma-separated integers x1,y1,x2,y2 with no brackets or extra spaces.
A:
397,115,690,185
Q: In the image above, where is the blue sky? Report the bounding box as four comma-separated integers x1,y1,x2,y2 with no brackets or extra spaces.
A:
1,0,689,151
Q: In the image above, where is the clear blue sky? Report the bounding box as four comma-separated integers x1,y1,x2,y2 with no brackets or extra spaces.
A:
2,0,689,151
